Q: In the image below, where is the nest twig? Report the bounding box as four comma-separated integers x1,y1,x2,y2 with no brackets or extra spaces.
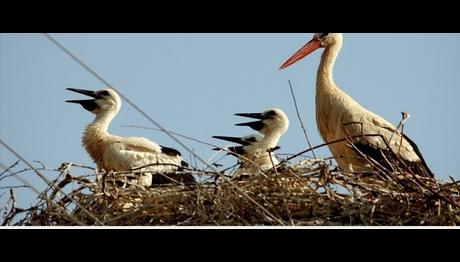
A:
2,154,457,226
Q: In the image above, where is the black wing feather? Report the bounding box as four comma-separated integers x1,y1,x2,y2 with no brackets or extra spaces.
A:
212,136,256,146
227,146,246,156
353,137,434,178
160,145,182,157
401,134,434,178
353,142,396,171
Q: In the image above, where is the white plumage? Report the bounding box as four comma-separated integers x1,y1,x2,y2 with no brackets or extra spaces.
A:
280,33,433,177
66,88,191,186
213,108,289,177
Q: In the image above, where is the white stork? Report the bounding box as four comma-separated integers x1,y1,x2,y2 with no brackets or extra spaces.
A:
66,88,193,186
279,33,434,177
213,108,289,176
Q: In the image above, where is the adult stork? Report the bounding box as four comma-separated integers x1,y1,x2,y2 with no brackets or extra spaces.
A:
279,33,434,177
66,88,194,186
213,108,289,176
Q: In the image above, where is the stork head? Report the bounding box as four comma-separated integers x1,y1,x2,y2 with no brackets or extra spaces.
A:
279,33,343,69
66,88,121,116
235,108,289,136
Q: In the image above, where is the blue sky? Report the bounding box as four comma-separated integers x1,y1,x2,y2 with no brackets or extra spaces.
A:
1,33,459,210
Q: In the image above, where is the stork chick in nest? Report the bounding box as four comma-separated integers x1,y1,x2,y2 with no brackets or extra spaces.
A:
213,108,289,177
66,88,194,187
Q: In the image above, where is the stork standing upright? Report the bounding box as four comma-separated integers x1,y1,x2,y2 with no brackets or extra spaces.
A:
66,88,193,186
280,33,434,177
213,108,289,176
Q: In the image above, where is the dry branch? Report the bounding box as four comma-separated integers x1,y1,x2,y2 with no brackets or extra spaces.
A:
5,154,457,226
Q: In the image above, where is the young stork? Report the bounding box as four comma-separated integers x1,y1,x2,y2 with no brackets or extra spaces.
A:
66,88,193,186
213,108,289,176
279,33,434,177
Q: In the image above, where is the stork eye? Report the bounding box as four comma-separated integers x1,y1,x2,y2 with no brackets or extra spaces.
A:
99,90,110,96
265,110,278,118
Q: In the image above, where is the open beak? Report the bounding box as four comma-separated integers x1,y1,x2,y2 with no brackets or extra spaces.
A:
66,88,102,99
66,88,101,112
279,38,322,70
234,112,265,131
234,112,264,119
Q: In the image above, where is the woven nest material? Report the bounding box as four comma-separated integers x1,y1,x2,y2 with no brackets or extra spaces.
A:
8,158,458,226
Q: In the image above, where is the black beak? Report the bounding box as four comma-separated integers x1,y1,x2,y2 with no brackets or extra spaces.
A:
235,120,265,131
234,112,266,131
234,112,264,119
66,88,103,99
66,88,101,112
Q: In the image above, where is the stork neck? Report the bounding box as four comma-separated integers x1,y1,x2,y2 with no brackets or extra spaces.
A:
81,112,116,171
263,129,284,148
264,132,280,143
317,42,341,89
89,111,116,133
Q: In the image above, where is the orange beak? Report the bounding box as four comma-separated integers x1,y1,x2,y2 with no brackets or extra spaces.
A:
279,38,322,70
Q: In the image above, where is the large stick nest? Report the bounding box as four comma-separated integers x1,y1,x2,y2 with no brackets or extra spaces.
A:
6,158,459,226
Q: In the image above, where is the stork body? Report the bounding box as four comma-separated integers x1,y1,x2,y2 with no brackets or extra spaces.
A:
280,33,433,177
66,88,192,186
213,108,289,176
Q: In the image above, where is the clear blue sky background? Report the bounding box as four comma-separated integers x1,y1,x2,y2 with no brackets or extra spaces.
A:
1,33,459,210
